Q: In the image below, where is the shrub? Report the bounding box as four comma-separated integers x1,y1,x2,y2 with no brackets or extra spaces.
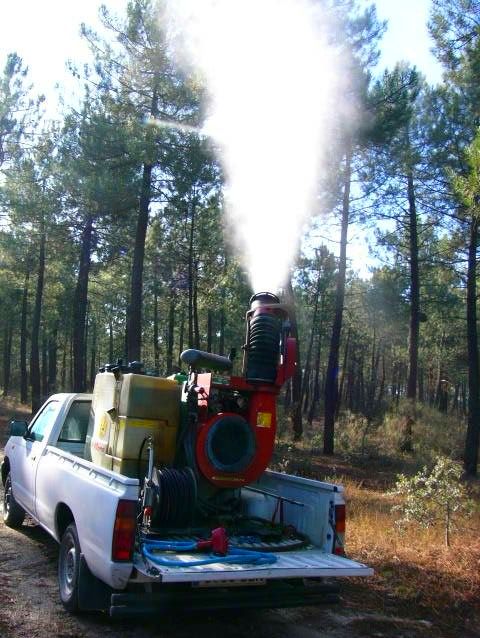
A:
380,400,465,463
389,456,473,547
334,411,376,457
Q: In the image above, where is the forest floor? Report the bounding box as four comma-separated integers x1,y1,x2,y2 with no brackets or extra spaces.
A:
0,399,479,638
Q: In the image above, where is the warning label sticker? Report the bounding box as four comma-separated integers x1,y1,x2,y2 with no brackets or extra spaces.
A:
256,412,272,428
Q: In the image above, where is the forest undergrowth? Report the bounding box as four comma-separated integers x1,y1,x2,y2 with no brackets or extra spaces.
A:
273,404,480,637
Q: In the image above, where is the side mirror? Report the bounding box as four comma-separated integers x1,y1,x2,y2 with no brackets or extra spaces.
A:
10,420,28,437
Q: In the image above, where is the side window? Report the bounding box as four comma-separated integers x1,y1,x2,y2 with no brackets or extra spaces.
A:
58,401,91,443
28,401,60,442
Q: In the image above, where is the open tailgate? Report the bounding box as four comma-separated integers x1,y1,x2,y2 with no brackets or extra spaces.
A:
133,548,373,583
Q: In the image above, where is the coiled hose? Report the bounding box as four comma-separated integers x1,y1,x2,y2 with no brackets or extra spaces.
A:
141,537,276,567
150,467,197,528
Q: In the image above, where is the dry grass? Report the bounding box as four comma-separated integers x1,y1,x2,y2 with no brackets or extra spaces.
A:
271,439,480,636
341,475,480,635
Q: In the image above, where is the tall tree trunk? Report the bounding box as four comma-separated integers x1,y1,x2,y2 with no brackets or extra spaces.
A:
346,351,355,411
465,216,480,476
30,223,46,414
406,168,420,400
61,337,67,391
2,320,13,397
69,333,73,391
84,302,89,390
324,146,352,454
89,319,97,390
153,289,160,374
434,332,445,409
336,328,351,418
219,306,226,356
301,275,322,413
41,333,48,400
308,295,325,425
286,277,302,440
178,302,185,367
207,309,213,353
48,323,58,395
127,162,153,362
73,215,93,392
391,363,397,401
356,357,365,413
219,255,227,356
452,383,460,414
375,352,386,413
193,260,200,348
188,198,197,348
109,318,114,363
20,270,29,404
127,83,159,362
166,296,175,374
124,304,129,361
366,332,380,422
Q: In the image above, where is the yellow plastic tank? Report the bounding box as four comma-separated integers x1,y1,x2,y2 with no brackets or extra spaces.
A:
90,371,181,477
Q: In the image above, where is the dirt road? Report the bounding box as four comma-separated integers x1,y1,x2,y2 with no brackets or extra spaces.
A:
0,404,437,638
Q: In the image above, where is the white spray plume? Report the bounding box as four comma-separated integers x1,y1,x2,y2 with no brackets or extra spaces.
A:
166,0,339,293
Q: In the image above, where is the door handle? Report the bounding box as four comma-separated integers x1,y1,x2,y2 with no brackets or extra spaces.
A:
31,455,36,461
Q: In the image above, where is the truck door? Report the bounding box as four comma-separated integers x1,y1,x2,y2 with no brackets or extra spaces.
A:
13,400,61,515
35,400,91,530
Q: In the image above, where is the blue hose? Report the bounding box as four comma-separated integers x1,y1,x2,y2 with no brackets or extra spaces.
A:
144,539,198,551
141,540,277,567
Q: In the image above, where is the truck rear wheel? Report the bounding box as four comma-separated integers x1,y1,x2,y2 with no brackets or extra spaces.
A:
59,522,82,613
3,473,25,528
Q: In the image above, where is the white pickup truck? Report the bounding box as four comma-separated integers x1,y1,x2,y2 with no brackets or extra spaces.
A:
1,393,372,617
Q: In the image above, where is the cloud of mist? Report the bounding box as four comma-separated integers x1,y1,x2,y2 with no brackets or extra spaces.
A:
165,0,341,293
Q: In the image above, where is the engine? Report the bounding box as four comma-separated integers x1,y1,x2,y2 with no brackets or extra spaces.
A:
188,292,297,489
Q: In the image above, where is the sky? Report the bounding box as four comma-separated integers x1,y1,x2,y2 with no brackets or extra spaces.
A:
0,0,444,277
0,0,128,118
374,0,442,84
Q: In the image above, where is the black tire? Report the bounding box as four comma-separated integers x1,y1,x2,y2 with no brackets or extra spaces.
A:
58,522,82,613
3,473,25,528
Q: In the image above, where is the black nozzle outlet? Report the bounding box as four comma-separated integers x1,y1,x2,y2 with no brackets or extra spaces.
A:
249,292,280,310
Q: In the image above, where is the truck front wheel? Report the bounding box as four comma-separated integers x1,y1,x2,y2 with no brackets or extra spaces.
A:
59,522,82,613
3,473,25,528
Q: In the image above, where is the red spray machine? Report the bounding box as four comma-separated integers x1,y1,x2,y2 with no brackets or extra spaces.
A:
181,292,297,489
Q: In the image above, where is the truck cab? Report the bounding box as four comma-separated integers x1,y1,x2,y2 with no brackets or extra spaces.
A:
3,394,91,522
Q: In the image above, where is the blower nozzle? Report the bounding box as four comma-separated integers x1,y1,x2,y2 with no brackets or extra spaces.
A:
244,292,286,384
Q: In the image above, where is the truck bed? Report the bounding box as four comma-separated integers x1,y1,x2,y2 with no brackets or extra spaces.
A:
133,469,373,584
